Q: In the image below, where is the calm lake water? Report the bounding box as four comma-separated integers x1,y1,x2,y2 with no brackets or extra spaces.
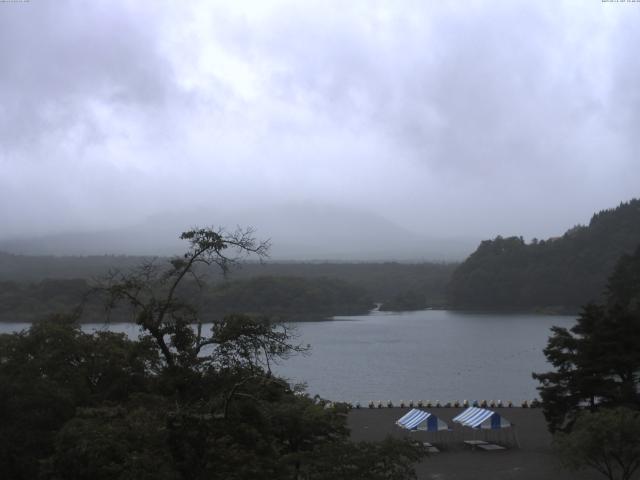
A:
0,310,576,404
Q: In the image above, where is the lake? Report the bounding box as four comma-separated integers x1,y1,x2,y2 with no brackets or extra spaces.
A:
0,310,575,404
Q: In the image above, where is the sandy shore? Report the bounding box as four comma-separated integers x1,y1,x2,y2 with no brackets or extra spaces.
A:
348,407,601,480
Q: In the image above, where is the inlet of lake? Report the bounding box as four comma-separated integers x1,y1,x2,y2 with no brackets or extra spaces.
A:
1,310,576,404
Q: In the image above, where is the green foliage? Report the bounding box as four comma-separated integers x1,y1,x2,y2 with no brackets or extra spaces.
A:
302,437,425,480
379,290,429,311
606,246,640,314
0,228,426,479
0,315,159,480
0,278,91,322
205,276,373,319
0,275,374,323
554,407,640,480
0,317,425,479
450,199,640,311
0,258,456,321
48,404,178,480
533,246,640,432
0,252,145,282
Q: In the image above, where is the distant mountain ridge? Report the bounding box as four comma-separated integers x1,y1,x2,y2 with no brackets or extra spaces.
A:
0,204,476,261
448,198,640,312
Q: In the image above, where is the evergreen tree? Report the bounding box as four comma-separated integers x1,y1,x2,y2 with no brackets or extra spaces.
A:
554,407,640,480
450,199,640,311
533,245,640,432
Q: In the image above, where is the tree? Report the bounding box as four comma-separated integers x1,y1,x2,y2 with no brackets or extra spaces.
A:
0,314,160,480
1,227,427,479
449,199,640,311
554,407,640,480
97,226,270,370
47,404,178,480
533,245,640,432
302,437,426,480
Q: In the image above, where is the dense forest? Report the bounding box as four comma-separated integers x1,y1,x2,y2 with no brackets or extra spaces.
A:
0,276,374,323
0,257,455,321
448,199,640,312
0,228,424,479
3,199,640,317
203,276,373,319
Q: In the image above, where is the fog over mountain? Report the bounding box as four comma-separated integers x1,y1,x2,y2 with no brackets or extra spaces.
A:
0,204,476,260
1,1,639,259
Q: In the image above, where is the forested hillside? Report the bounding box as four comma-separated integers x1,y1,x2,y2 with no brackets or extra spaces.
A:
448,199,640,311
0,252,144,281
0,256,455,319
0,276,374,323
202,276,373,319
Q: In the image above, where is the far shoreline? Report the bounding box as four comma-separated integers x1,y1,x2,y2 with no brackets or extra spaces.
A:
0,307,579,326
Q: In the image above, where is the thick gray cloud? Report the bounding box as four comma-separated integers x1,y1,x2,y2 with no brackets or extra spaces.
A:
1,0,638,255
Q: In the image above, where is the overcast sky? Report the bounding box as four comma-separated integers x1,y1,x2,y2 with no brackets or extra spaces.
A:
1,0,639,248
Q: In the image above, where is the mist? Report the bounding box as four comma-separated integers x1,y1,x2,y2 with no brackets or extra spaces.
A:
1,1,639,259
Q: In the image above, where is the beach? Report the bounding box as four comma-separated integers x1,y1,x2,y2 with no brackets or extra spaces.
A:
348,407,601,480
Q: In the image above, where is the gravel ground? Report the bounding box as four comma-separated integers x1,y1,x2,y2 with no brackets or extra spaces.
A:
348,407,602,480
